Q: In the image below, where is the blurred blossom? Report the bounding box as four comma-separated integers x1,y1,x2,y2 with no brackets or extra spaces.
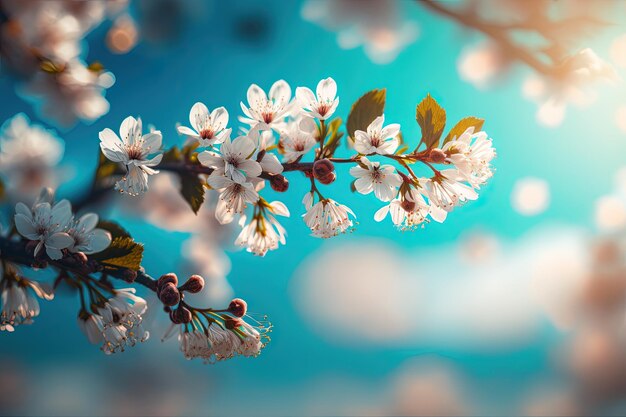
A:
458,230,501,264
19,60,115,127
610,34,626,69
106,14,139,55
387,357,472,416
301,0,418,64
529,229,589,331
511,177,550,216
182,233,233,305
522,49,617,127
0,113,64,202
522,386,582,417
457,42,509,89
594,196,626,232
0,359,28,414
0,0,124,126
121,173,233,304
128,173,200,232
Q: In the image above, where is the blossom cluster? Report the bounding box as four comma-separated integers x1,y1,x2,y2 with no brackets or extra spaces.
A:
159,274,271,363
1,189,269,362
99,77,496,256
0,113,64,200
13,189,112,260
0,0,125,126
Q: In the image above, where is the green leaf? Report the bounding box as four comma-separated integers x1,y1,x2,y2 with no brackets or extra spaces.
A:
95,151,124,183
346,89,386,144
443,117,485,145
96,220,131,240
322,117,344,158
162,146,183,163
91,237,143,271
416,94,446,149
179,172,205,214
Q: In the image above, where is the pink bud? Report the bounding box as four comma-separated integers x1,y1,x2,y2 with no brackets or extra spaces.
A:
428,148,446,164
400,199,416,213
180,275,204,293
313,159,335,180
158,282,180,306
228,298,248,317
157,273,178,291
121,269,137,283
174,307,192,324
317,171,336,185
270,174,289,192
225,316,244,330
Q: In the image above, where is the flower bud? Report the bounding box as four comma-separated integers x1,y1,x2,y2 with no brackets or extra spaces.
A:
228,298,248,317
25,240,39,254
168,309,181,324
121,269,137,283
270,174,289,192
180,275,204,293
400,199,416,213
428,148,446,164
317,171,336,185
31,259,48,269
174,307,192,324
158,282,180,306
312,159,334,180
224,316,244,330
157,273,178,291
75,252,88,264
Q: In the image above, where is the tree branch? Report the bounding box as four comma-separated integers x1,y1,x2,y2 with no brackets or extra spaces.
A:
0,235,158,292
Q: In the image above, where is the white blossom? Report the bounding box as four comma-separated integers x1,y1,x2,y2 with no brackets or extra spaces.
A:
425,170,478,221
99,116,163,196
235,201,290,256
240,80,292,131
209,176,259,225
296,77,339,120
77,313,105,344
97,288,149,354
198,135,262,184
280,117,317,163
248,126,284,174
442,127,496,188
14,191,73,260
353,114,400,155
303,193,355,238
177,102,231,147
67,213,112,255
349,157,401,201
374,188,430,230
1,277,54,332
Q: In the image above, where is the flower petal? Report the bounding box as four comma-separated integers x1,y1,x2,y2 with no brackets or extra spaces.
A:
269,80,291,104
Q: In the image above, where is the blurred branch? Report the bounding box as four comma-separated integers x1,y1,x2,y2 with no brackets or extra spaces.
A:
419,0,558,77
